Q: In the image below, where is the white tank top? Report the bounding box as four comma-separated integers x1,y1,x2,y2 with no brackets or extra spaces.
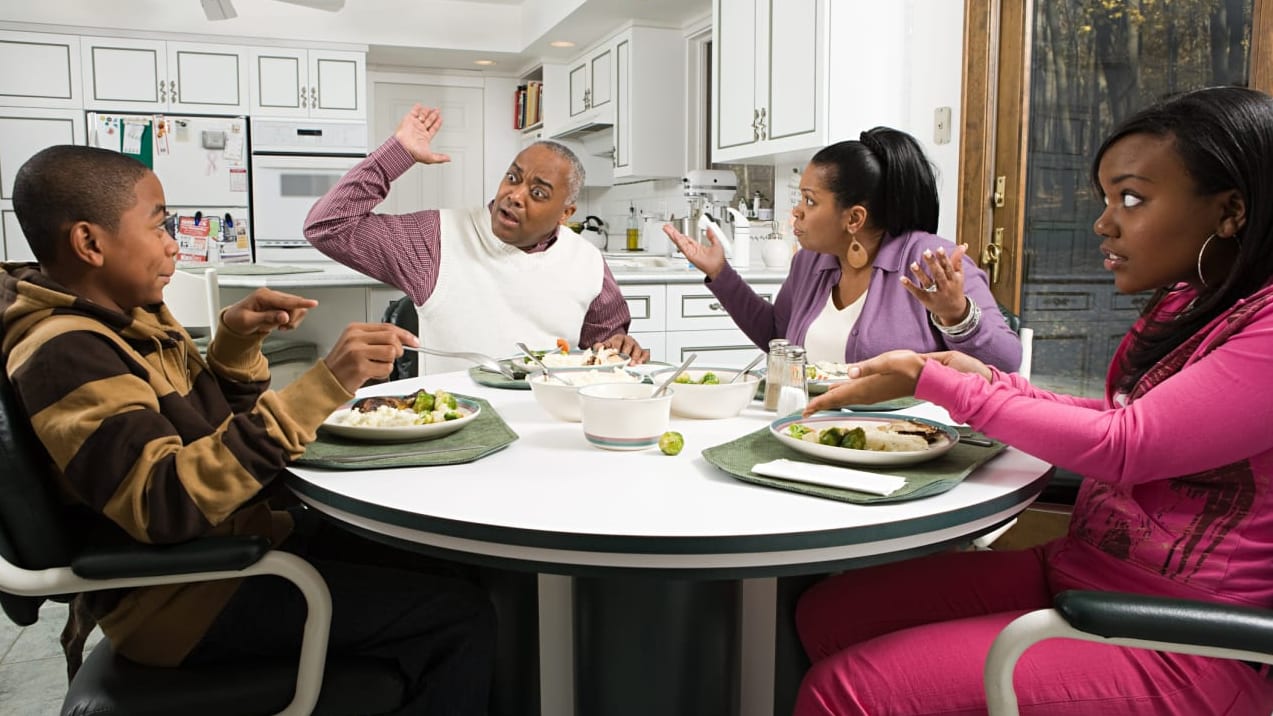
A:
804,288,867,364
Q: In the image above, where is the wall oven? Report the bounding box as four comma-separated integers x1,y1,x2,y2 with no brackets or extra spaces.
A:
251,119,367,263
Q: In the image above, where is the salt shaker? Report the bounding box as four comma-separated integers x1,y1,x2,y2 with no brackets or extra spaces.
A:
775,345,809,416
763,339,789,410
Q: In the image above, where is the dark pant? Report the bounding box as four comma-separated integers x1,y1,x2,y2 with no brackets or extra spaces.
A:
184,508,495,715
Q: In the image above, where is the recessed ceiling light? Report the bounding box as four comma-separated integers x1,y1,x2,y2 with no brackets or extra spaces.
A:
549,41,576,48
474,59,496,66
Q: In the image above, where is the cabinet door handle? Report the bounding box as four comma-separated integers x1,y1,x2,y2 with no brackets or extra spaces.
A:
158,80,166,103
300,85,307,108
169,80,177,103
310,86,318,108
759,107,767,140
708,302,723,312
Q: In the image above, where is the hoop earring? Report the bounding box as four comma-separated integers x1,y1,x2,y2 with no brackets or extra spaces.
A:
846,234,869,270
1196,233,1217,288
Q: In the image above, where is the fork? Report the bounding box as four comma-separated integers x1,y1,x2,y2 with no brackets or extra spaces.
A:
402,346,517,379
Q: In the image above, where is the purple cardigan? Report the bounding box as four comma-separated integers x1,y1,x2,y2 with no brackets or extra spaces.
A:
706,230,1022,371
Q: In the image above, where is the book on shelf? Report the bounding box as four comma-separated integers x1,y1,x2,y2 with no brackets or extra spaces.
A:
513,80,543,130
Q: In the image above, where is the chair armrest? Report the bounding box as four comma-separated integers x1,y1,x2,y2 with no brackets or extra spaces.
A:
70,535,270,579
1055,589,1273,657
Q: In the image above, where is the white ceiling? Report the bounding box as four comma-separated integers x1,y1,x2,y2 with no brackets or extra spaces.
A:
0,0,711,73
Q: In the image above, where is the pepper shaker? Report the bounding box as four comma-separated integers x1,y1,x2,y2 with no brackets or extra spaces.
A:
763,339,789,410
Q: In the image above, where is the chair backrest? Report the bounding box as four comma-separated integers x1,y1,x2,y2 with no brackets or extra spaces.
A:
381,296,418,381
166,269,220,339
0,375,78,625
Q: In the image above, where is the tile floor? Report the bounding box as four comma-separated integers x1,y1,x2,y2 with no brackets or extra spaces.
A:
0,601,102,715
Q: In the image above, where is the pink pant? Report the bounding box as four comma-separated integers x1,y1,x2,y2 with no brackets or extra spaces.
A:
793,547,1273,716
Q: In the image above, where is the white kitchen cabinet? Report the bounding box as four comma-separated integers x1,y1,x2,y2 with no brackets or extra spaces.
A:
630,332,666,363
248,47,365,120
611,28,685,181
621,283,667,335
0,30,81,109
662,282,779,366
0,107,85,261
81,37,248,113
712,0,826,163
567,43,612,128
546,27,685,182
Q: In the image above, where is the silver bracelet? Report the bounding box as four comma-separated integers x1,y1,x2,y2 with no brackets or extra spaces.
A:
931,298,981,337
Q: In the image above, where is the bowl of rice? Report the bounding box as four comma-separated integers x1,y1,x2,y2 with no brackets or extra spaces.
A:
528,367,641,422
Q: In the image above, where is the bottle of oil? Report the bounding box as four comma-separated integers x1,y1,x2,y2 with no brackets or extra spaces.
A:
626,204,641,251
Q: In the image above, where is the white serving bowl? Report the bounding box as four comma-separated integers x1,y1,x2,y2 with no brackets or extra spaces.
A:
649,367,760,419
527,368,640,422
577,382,672,450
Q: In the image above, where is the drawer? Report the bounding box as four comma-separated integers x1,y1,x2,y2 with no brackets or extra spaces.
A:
621,285,666,333
666,282,779,331
664,329,763,367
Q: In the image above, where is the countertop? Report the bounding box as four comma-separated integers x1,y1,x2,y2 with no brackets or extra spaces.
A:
201,258,789,289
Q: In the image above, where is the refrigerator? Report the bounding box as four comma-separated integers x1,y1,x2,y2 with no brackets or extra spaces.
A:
87,112,252,264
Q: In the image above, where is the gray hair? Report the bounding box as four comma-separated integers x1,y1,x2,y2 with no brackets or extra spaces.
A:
528,140,585,205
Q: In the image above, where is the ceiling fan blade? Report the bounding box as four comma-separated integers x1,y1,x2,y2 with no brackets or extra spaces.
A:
272,0,346,11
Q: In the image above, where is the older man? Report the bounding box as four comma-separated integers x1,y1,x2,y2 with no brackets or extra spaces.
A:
305,104,648,373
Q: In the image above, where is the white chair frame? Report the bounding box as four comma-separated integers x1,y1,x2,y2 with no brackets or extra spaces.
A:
0,549,332,716
984,607,1273,715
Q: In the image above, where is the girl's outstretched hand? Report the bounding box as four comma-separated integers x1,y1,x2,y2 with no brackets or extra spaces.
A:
802,350,992,416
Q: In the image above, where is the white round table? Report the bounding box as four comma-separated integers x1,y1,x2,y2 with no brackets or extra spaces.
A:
288,371,1052,716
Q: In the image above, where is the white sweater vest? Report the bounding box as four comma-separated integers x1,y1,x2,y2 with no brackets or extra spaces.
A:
414,206,604,374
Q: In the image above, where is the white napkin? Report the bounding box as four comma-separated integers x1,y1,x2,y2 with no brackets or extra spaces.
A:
751,459,907,497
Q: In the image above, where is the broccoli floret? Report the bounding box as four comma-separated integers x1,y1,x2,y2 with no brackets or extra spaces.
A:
412,390,435,413
819,427,847,446
839,427,867,450
434,389,458,410
805,365,817,379
699,372,720,385
444,410,462,421
674,374,693,384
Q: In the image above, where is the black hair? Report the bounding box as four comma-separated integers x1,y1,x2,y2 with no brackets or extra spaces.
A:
1091,86,1273,393
809,127,939,236
11,145,150,264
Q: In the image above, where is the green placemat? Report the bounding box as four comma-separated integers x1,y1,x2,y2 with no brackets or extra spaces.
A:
468,365,530,390
182,264,324,275
295,397,518,469
702,425,1006,504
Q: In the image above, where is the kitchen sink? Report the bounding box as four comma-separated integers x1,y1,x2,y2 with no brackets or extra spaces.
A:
602,253,686,271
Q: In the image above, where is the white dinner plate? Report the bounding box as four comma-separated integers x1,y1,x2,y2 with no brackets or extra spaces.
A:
770,412,958,467
321,396,481,443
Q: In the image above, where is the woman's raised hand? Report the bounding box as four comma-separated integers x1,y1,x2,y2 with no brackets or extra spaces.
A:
900,243,971,325
663,222,727,280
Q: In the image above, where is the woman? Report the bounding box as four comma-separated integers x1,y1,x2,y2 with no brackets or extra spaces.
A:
793,86,1273,715
665,128,1021,371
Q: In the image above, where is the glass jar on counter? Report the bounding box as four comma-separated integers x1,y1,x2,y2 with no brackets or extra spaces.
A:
775,345,809,416
763,339,790,410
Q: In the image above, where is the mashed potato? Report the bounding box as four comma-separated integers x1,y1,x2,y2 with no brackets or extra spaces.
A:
332,404,469,428
543,368,639,386
540,347,627,368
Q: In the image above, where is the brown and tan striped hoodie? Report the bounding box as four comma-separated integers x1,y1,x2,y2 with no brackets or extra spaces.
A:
0,263,353,666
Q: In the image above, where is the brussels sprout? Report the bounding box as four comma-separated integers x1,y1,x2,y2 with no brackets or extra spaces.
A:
444,410,462,421
819,427,847,446
434,389,458,410
658,431,685,456
412,390,436,413
674,374,693,384
839,427,867,450
699,372,720,385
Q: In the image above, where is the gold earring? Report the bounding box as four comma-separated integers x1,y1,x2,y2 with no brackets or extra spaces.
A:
846,232,869,270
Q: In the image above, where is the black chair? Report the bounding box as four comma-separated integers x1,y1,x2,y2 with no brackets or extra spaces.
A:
984,589,1273,714
381,295,419,381
0,376,405,716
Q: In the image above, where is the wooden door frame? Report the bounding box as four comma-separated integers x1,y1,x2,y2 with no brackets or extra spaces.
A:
956,0,1273,314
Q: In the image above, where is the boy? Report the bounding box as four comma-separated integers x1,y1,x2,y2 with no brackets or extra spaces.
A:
2,145,493,714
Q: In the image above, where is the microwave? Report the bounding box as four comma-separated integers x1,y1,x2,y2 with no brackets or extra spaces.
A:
251,153,363,262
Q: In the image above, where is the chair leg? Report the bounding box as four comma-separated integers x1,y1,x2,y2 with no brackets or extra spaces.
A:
60,595,97,683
